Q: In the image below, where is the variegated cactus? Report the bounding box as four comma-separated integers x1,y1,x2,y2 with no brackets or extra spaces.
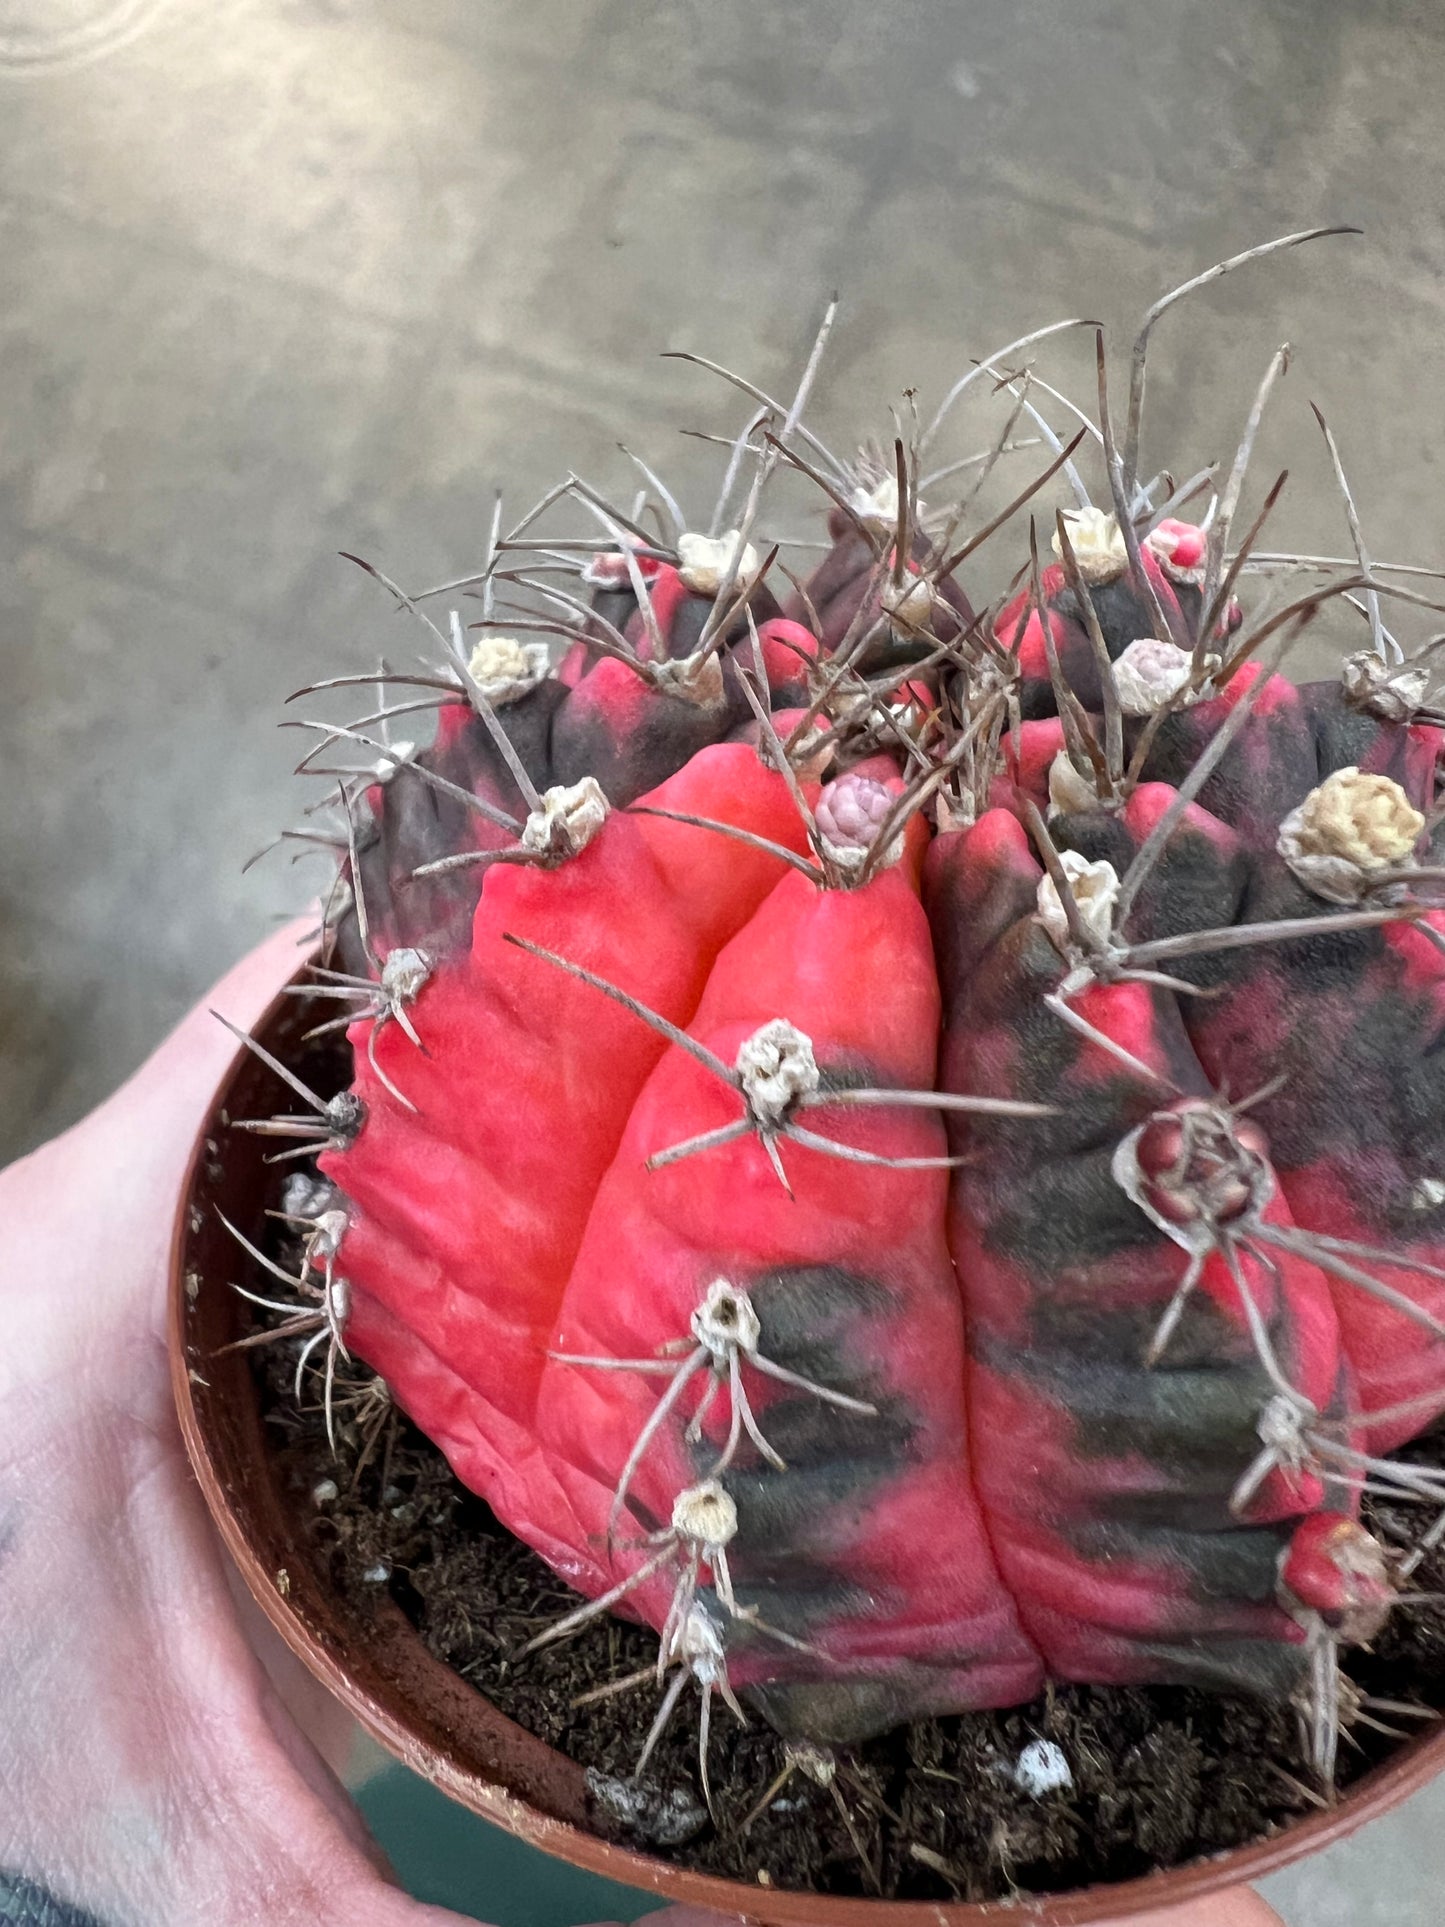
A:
229,231,1445,1814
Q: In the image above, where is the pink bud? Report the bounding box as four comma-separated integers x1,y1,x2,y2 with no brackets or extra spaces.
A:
581,546,664,590
816,773,894,854
1132,1103,1266,1227
1146,518,1208,579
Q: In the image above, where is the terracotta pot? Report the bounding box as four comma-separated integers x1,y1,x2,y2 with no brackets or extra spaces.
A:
169,971,1445,1926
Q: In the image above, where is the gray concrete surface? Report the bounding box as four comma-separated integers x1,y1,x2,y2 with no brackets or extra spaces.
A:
6,0,1445,1918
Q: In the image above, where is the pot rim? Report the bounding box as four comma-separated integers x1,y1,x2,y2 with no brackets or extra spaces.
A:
169,970,1445,1926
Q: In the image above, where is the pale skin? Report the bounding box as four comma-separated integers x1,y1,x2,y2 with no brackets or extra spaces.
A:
0,923,1278,1927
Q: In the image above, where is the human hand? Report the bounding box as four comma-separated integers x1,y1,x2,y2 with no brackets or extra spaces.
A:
0,925,1280,1927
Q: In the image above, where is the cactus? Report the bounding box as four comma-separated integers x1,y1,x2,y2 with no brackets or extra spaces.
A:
230,233,1445,1813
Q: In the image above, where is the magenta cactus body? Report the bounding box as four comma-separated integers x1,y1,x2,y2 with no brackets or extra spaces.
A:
232,260,1445,1801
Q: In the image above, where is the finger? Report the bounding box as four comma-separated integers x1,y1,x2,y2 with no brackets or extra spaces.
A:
636,1908,1201,1927
12,916,320,1211
350,1899,500,1927
122,914,323,1165
1114,1889,1282,1927
645,1912,755,1927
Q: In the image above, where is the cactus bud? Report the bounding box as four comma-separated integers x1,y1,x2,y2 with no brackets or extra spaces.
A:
1279,767,1424,902
520,777,611,859
467,635,551,705
1341,651,1431,723
879,567,938,632
1053,506,1128,585
816,772,902,872
1131,1103,1269,1229
1144,517,1208,585
1047,749,1103,818
1112,637,1196,716
581,538,663,590
676,530,760,597
848,470,901,532
1037,850,1119,952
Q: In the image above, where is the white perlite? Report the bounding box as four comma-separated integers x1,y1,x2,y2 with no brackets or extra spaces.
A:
1052,505,1128,584
1037,851,1120,952
1341,650,1431,724
1014,1739,1073,1798
735,1018,819,1124
584,1771,707,1848
466,634,550,705
1278,767,1423,903
676,529,759,597
520,776,610,858
1112,636,1196,716
281,1172,338,1221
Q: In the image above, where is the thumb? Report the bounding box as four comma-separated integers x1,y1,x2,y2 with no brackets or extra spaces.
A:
1,918,321,1352
1117,1888,1282,1926
115,916,320,1174
640,1893,1282,1926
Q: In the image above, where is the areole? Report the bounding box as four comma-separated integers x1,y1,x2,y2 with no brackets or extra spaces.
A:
169,977,1445,1927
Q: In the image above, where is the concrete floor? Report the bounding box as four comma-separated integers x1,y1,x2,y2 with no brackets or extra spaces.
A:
6,0,1445,1918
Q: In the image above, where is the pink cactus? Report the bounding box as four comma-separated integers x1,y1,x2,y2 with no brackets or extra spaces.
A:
229,246,1445,1810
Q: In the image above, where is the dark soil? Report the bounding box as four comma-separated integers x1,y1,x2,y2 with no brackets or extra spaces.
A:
251,1273,1445,1906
